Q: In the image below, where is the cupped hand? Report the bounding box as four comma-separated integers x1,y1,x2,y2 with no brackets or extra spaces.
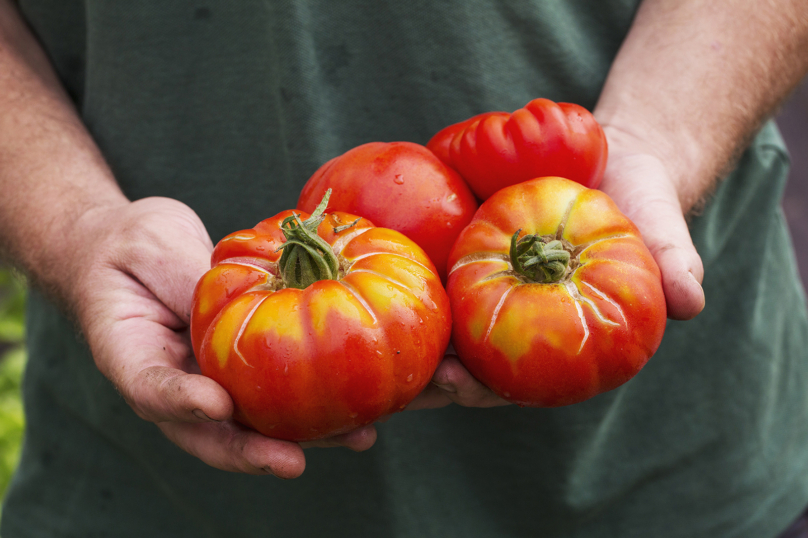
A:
405,351,510,411
597,125,706,321
406,122,706,412
67,197,375,479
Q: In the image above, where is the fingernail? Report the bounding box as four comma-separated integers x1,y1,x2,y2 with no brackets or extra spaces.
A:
432,382,457,393
263,467,288,479
192,409,215,421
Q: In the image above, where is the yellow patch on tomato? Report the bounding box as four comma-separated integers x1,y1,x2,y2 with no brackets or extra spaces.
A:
244,290,305,346
462,276,518,344
486,283,579,363
487,307,537,363
196,293,212,316
210,294,258,368
307,282,375,336
517,178,582,236
194,269,225,316
341,270,418,317
467,314,487,343
563,189,636,245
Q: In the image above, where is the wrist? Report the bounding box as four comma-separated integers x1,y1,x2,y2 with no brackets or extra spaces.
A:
28,196,130,319
594,105,712,215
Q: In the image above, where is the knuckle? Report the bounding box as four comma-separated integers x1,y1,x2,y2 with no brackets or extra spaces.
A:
451,390,486,408
121,367,189,423
650,242,678,257
224,428,256,473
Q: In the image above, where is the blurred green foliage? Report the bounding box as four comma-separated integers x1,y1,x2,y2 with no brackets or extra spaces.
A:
0,267,26,505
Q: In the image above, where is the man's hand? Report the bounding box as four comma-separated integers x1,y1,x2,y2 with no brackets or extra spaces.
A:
592,0,808,323
66,197,376,478
407,124,707,411
596,126,706,321
0,0,376,477
405,353,509,411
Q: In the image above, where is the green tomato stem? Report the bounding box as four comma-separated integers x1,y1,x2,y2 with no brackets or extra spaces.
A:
509,230,571,283
276,189,343,289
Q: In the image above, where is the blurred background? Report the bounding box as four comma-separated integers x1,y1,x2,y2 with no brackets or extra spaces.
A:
0,268,26,511
781,78,808,287
0,78,806,508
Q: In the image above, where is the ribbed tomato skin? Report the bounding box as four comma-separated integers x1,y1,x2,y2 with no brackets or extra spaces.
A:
428,98,607,200
191,210,451,441
447,177,665,407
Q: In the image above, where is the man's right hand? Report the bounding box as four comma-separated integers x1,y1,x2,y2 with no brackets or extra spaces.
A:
63,197,376,478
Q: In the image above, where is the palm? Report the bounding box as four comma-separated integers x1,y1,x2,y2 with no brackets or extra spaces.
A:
598,149,705,320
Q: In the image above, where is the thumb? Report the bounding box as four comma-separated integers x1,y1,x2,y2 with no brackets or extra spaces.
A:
644,214,705,320
117,197,215,323
600,156,705,320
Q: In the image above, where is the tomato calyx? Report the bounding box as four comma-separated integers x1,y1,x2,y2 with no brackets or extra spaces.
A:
510,229,572,283
276,189,357,289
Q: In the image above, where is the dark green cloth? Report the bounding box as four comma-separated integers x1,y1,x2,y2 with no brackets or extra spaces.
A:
4,2,808,537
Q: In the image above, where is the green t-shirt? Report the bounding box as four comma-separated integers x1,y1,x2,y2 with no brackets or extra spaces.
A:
3,1,808,537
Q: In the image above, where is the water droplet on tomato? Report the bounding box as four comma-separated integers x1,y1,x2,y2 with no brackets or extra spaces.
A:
394,174,404,185
406,374,413,382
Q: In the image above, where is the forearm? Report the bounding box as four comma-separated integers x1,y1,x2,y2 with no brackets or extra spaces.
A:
595,0,808,212
0,0,127,307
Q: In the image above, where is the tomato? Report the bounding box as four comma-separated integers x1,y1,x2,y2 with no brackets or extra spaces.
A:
191,193,452,441
446,177,666,407
427,98,608,200
297,141,478,282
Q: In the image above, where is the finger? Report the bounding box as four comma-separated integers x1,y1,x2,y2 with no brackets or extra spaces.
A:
115,197,214,323
299,424,378,451
653,241,705,320
124,365,235,424
430,356,510,408
159,420,306,478
600,156,706,320
405,345,464,410
93,316,235,423
403,382,454,410
623,192,705,320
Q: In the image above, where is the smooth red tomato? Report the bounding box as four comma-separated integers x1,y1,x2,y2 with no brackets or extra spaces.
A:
297,141,478,282
191,194,451,441
427,98,608,200
447,177,666,407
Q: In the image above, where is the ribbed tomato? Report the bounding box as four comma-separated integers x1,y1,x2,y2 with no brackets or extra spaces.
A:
191,193,451,441
427,98,608,200
447,177,666,407
297,141,478,282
